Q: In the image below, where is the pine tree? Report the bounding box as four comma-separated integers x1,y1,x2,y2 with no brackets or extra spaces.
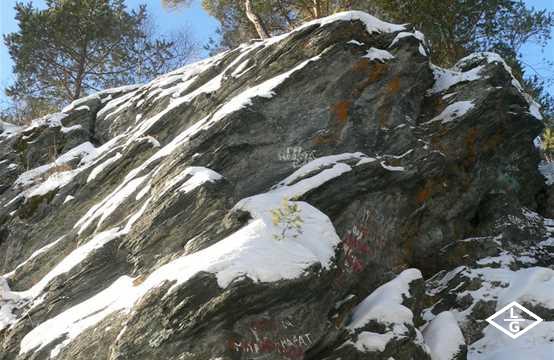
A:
4,0,195,109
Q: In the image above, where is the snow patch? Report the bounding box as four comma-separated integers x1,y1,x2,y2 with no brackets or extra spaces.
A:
350,331,395,352
363,47,395,62
423,311,465,360
3,237,65,279
348,269,422,330
430,65,483,94
297,11,405,35
0,121,21,138
389,31,425,48
87,152,123,183
0,277,20,331
468,321,554,360
380,161,405,172
425,101,475,124
347,39,364,46
161,166,223,196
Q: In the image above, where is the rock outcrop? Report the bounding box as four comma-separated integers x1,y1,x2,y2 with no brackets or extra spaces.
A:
0,11,552,360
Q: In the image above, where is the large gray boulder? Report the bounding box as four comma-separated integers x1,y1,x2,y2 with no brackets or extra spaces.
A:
0,11,551,360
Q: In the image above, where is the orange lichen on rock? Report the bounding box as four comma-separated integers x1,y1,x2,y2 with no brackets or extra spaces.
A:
315,100,353,145
368,63,389,82
331,100,352,122
352,58,370,73
416,180,433,204
482,127,505,153
312,134,335,145
386,77,401,94
351,62,390,97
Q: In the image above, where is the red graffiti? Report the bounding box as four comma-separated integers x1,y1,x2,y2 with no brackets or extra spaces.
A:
228,333,312,359
336,212,382,276
259,338,276,352
284,345,304,359
346,253,365,273
343,231,370,254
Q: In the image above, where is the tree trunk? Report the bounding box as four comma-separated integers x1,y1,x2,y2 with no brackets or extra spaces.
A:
244,0,269,39
313,0,321,18
73,42,88,100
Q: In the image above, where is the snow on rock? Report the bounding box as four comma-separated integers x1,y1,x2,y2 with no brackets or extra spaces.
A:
96,90,139,121
431,52,543,120
6,142,101,205
62,94,100,113
277,152,371,187
208,54,323,125
3,237,65,279
476,252,537,267
26,170,79,199
19,159,345,356
363,47,395,62
468,321,554,360
60,124,83,134
63,195,75,204
88,54,336,226
456,267,554,313
527,100,543,120
348,269,422,330
423,311,465,360
57,142,97,164
0,120,21,138
15,142,97,189
24,113,67,132
19,275,136,357
125,50,322,148
380,161,405,172
87,152,123,183
151,197,339,290
297,11,405,35
12,164,51,189
457,53,543,121
418,44,428,56
75,175,149,234
430,65,483,94
455,52,520,87
160,166,223,196
21,196,339,356
426,263,554,352
0,277,21,331
425,101,475,124
62,84,141,114
19,229,123,300
389,30,426,48
2,10,549,360
538,161,554,185
347,39,364,46
347,331,395,352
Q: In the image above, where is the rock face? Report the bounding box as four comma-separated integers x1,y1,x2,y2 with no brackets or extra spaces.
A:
0,11,552,360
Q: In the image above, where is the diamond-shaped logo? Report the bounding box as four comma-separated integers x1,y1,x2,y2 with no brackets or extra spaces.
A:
486,301,543,339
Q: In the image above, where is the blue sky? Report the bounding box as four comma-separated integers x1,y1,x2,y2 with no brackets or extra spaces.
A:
0,0,220,95
0,0,552,102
